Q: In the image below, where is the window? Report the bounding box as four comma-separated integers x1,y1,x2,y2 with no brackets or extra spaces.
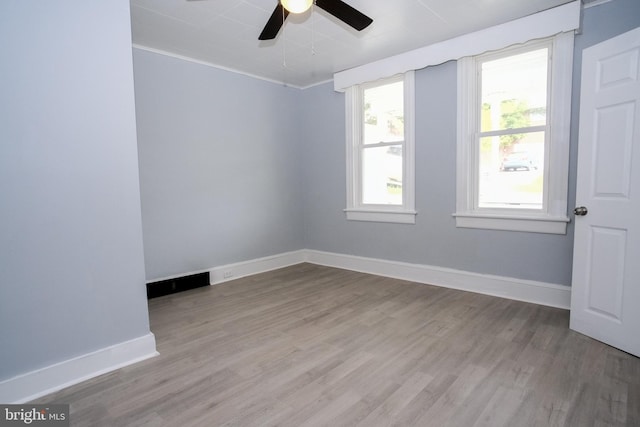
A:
345,72,416,224
455,33,573,234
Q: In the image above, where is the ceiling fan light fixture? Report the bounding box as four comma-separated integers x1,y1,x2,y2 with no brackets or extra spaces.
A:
280,0,312,14
260,0,372,41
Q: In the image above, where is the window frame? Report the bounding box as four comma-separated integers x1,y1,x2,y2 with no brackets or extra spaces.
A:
345,71,416,224
454,33,574,234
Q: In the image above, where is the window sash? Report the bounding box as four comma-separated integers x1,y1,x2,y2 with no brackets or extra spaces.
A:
478,125,547,138
475,126,550,213
346,72,416,223
455,33,573,234
474,40,551,214
361,140,404,149
357,76,406,208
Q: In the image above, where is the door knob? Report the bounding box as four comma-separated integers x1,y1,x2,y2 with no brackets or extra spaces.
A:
574,206,588,216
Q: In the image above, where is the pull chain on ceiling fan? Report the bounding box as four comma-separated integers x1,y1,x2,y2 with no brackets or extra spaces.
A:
259,0,373,41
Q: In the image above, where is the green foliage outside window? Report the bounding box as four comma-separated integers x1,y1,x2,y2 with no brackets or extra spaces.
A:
481,99,545,154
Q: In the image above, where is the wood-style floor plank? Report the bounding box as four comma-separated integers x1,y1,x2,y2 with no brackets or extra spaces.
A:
37,263,640,426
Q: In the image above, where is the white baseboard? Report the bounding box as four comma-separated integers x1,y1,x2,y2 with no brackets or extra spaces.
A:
203,249,570,309
146,251,306,286
209,250,306,285
0,333,158,404
303,250,571,309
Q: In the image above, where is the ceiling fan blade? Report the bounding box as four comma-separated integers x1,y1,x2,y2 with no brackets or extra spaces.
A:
259,3,289,40
315,0,372,31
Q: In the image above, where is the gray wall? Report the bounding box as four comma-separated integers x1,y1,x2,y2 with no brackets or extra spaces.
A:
133,50,305,280
0,1,151,381
300,0,640,286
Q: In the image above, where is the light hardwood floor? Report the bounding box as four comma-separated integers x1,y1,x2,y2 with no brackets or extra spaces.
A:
39,263,639,426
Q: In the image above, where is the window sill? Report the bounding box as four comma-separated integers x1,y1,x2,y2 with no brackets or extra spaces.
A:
345,208,417,224
453,212,569,234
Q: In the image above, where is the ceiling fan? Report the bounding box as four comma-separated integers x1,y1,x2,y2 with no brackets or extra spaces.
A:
259,0,373,41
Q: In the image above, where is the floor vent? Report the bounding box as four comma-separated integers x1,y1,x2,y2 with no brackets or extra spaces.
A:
146,272,210,299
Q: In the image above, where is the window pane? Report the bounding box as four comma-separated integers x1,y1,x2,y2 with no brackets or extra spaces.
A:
478,132,545,209
481,48,548,132
363,81,404,145
362,145,403,205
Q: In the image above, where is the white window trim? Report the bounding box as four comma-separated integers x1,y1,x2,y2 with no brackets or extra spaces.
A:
345,71,416,224
454,32,574,234
333,1,580,91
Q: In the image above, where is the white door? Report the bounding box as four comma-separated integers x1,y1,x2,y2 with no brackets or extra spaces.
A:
570,27,640,357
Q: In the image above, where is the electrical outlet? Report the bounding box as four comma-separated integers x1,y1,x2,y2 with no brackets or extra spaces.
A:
223,271,233,279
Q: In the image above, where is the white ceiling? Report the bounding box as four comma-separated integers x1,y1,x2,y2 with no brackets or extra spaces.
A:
130,0,576,88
